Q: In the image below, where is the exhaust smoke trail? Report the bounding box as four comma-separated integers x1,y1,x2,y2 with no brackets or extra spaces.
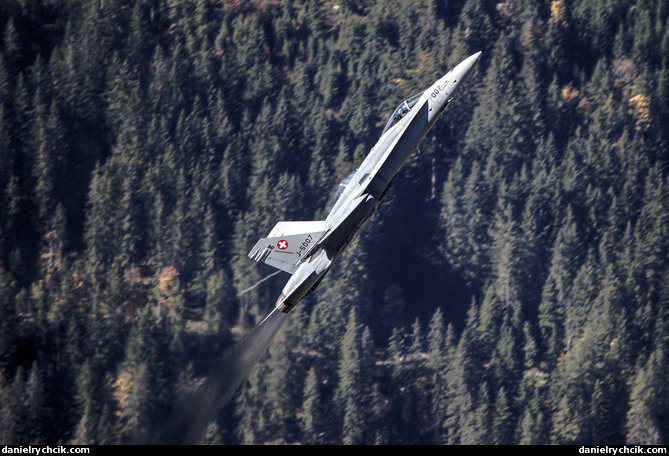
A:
132,308,287,444
130,269,288,444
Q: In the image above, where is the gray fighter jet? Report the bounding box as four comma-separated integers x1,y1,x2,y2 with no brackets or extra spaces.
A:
249,52,482,318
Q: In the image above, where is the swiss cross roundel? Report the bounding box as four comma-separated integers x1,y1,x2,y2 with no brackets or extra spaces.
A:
277,240,288,250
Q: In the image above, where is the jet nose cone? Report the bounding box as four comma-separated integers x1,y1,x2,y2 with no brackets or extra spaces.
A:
461,51,482,72
452,51,481,85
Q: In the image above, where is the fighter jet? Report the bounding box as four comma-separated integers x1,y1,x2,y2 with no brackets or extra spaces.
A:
248,52,482,318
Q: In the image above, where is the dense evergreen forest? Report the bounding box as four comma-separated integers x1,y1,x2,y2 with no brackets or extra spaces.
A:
1,0,668,445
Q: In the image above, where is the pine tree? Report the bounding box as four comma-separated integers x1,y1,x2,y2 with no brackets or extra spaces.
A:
545,0,574,83
301,367,325,444
427,309,452,444
24,363,47,444
336,308,369,444
538,207,583,368
71,360,96,445
35,104,72,249
2,17,21,79
2,367,23,443
0,263,17,373
440,158,493,286
625,347,669,444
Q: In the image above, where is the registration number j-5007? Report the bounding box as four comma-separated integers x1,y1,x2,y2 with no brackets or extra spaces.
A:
296,234,313,258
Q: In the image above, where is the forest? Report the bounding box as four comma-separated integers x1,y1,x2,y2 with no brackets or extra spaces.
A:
1,0,668,445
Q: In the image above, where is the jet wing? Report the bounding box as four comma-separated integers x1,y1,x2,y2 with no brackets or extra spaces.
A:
248,221,327,274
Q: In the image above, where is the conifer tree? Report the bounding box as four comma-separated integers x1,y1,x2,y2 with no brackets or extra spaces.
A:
71,360,97,445
24,363,47,444
336,308,366,443
301,367,325,444
538,207,583,368
0,263,17,373
625,346,669,444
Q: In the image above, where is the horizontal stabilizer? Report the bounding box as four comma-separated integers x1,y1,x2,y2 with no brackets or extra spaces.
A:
248,221,326,274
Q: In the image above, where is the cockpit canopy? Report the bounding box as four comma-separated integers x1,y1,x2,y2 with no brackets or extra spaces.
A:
382,92,423,134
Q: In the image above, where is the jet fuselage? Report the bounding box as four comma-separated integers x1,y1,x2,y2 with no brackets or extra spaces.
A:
249,52,482,314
